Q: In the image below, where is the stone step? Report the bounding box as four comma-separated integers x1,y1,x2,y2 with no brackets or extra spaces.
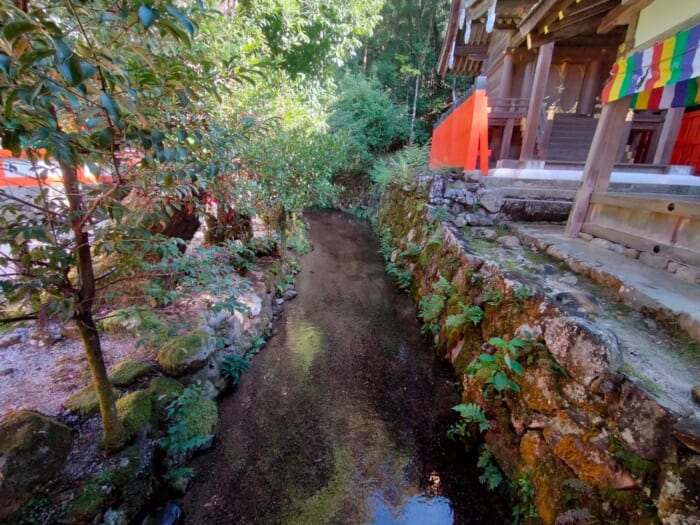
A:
494,186,577,201
501,198,572,222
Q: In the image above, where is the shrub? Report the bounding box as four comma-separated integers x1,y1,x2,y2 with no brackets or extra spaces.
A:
329,74,409,175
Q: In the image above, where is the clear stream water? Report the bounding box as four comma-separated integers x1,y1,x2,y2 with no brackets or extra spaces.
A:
183,211,507,525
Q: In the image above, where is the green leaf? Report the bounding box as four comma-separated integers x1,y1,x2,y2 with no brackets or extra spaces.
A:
493,372,508,392
165,4,195,35
3,20,37,43
100,92,121,123
510,360,523,376
488,337,507,349
54,40,72,63
138,5,158,28
0,54,12,76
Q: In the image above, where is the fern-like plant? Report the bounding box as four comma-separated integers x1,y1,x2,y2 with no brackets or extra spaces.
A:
477,446,504,491
419,293,445,335
385,262,413,290
221,354,251,385
446,302,484,329
447,403,489,440
434,275,453,296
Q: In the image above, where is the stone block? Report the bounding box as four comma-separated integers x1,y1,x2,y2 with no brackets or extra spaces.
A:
577,232,594,241
463,170,482,182
590,238,612,250
479,192,503,213
624,248,640,259
674,264,700,285
639,252,671,270
673,416,700,454
657,456,700,525
497,235,521,249
610,381,677,461
543,411,636,489
666,261,680,273
608,242,626,255
544,317,623,389
429,177,445,203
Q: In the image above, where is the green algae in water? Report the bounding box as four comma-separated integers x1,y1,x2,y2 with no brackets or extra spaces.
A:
282,445,355,525
288,318,323,374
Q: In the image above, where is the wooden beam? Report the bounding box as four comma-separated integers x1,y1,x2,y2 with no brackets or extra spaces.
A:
528,17,602,48
581,222,700,268
589,193,700,219
519,0,562,37
565,97,631,237
541,0,618,36
437,0,462,76
519,42,554,162
539,0,577,35
454,44,489,60
652,108,685,165
598,0,653,34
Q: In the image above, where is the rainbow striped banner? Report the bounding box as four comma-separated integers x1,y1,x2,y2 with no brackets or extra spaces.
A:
602,22,700,109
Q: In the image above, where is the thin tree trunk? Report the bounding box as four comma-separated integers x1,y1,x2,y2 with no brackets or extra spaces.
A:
60,161,124,453
409,74,421,145
362,44,368,75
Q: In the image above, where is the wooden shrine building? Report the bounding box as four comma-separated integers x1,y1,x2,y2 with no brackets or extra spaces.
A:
433,0,698,168
431,0,700,276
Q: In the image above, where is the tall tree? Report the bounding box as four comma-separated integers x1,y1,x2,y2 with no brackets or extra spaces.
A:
362,0,470,143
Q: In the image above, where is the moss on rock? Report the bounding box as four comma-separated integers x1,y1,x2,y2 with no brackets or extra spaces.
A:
109,358,153,387
116,390,152,440
0,410,73,519
66,481,104,524
149,376,184,423
156,331,212,376
65,385,121,416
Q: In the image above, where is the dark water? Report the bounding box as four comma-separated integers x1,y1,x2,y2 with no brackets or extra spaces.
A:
183,211,507,525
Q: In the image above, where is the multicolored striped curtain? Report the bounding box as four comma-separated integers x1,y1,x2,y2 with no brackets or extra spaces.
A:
602,23,700,109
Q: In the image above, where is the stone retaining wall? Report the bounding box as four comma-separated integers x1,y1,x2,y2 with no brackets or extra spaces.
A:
377,175,700,525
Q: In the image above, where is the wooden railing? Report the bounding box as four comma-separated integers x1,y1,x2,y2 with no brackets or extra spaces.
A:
488,97,528,119
430,79,490,174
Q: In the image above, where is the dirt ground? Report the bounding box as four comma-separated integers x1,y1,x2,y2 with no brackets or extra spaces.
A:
0,324,154,419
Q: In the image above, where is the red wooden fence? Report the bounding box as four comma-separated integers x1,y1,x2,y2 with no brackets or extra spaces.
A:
429,88,489,174
671,109,700,175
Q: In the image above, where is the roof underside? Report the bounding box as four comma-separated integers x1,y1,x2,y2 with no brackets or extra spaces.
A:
437,0,628,77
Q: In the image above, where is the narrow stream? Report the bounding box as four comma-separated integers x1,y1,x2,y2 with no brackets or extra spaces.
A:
183,210,507,524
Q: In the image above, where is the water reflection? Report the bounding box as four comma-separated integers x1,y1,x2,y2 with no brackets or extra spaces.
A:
371,493,454,525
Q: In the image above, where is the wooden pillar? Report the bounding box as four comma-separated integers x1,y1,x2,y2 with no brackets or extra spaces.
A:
565,97,631,237
501,52,514,99
500,118,515,160
520,43,554,162
520,61,535,100
652,108,684,165
578,58,602,115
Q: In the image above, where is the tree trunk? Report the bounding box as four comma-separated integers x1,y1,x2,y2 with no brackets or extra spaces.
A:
60,161,124,453
409,74,421,145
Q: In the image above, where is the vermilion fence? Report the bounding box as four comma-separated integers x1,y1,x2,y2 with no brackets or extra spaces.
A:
429,86,490,174
0,149,107,187
671,109,700,175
